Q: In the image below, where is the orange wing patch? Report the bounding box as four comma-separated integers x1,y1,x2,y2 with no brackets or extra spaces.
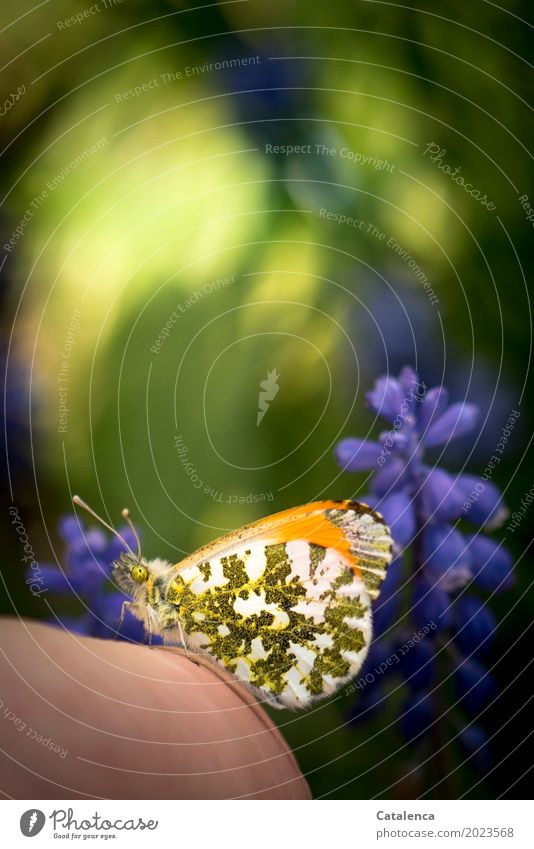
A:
268,507,359,575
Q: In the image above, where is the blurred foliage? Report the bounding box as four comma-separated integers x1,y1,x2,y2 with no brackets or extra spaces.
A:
1,0,532,799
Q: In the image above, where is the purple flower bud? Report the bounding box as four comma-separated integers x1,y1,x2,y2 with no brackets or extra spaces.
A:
335,437,383,471
452,595,497,655
454,656,498,714
378,428,410,451
401,637,436,691
35,565,72,594
366,375,405,422
412,577,451,630
398,365,420,391
398,691,434,744
371,458,407,496
67,525,108,558
458,723,492,772
420,467,466,522
58,515,84,544
83,528,108,555
66,551,110,593
379,491,416,547
422,525,471,591
424,402,479,447
456,475,508,529
359,639,399,686
399,366,425,416
466,535,515,593
417,386,449,432
372,557,404,636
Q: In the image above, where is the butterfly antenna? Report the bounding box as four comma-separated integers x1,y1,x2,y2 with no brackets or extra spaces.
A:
72,495,135,556
121,508,142,560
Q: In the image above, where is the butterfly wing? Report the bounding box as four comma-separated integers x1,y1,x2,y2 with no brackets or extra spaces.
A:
163,501,392,710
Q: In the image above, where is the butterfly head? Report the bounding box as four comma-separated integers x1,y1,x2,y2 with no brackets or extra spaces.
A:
111,551,152,600
72,495,152,601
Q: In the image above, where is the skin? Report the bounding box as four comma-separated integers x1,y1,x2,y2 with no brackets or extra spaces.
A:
0,618,311,799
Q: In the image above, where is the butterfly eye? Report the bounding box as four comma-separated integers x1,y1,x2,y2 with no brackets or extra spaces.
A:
131,564,148,584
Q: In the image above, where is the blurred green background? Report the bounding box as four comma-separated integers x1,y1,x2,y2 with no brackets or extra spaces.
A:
1,0,532,799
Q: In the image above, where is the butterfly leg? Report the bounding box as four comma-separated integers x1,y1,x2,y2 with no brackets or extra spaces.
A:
145,613,154,649
176,619,199,666
153,626,199,665
115,600,133,639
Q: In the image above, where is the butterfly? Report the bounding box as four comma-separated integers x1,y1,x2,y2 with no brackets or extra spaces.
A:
73,496,392,710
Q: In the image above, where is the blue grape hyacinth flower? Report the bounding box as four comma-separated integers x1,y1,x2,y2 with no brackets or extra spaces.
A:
32,514,152,643
336,366,515,771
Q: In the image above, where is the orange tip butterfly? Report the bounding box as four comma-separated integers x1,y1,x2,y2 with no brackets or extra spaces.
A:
73,496,393,711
